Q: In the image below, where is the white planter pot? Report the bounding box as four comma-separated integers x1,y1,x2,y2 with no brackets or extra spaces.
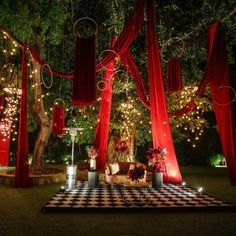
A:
90,159,96,171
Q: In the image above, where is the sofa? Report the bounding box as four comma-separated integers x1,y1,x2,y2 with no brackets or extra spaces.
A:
105,162,147,184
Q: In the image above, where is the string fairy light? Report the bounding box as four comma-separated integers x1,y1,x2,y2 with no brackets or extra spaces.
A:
0,31,22,141
168,84,212,148
1,87,22,141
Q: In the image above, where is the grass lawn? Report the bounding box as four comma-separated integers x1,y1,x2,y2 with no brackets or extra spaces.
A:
0,166,236,236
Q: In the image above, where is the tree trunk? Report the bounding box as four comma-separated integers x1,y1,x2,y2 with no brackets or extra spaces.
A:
30,60,51,173
129,126,137,162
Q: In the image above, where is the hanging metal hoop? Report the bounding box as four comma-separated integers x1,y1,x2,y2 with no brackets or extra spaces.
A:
73,17,98,38
54,98,65,107
99,49,121,71
40,64,53,89
160,37,185,63
97,76,112,91
0,63,16,85
212,86,236,106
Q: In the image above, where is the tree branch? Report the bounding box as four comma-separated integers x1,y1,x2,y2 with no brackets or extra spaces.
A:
0,28,23,47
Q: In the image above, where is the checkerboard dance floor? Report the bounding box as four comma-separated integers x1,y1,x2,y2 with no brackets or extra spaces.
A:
42,181,235,213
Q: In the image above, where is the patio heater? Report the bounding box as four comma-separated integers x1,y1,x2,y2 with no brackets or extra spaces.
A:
63,127,84,190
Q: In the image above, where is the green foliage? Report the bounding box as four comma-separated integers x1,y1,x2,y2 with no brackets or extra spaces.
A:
210,154,226,167
167,84,213,144
60,154,71,163
28,154,33,164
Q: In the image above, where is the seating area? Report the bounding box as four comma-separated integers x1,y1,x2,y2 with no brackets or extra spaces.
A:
104,162,147,184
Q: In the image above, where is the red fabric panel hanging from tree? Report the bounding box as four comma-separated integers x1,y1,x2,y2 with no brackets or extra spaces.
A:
205,21,236,185
169,100,197,116
0,122,10,166
14,42,29,188
146,0,182,184
52,105,65,135
93,61,114,170
167,58,182,92
72,36,96,106
121,50,150,109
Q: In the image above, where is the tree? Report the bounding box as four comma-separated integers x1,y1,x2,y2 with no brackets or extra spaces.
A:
0,0,71,172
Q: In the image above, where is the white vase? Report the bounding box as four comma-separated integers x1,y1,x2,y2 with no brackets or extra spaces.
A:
90,159,96,171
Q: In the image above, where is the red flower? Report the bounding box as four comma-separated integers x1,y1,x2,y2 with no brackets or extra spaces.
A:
115,140,129,154
88,146,98,159
129,166,145,181
146,147,167,172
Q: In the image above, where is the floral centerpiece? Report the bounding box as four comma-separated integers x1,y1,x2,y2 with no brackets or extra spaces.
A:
146,147,167,173
114,139,129,154
114,139,129,162
129,166,145,182
87,146,98,159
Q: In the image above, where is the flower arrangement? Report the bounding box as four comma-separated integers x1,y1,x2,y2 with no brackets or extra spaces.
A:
129,166,145,181
146,147,167,173
87,146,98,159
114,139,129,154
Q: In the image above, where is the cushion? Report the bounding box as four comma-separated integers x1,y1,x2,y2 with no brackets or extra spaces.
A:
128,164,135,171
109,163,120,175
119,162,132,174
105,165,111,175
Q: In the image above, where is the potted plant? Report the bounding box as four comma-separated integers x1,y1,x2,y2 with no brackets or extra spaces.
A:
146,147,167,188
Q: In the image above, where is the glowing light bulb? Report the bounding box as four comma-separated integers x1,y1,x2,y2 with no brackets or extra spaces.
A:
198,187,203,193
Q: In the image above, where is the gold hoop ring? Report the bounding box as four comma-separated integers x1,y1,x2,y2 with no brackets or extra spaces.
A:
73,17,98,37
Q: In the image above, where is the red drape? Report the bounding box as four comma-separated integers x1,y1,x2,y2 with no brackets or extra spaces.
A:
167,58,182,92
72,36,96,106
197,22,219,97
146,0,182,184
93,61,114,170
0,122,10,166
206,21,236,185
121,50,150,109
52,105,65,135
14,42,29,188
169,100,197,117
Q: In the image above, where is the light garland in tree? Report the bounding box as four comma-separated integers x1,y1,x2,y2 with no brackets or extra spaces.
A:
118,95,142,137
168,84,212,148
0,32,21,141
1,87,22,141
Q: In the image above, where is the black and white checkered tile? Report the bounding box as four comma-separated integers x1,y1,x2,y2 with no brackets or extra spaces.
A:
42,181,235,212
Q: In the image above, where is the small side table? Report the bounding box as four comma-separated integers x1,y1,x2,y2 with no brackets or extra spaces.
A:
88,171,99,188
